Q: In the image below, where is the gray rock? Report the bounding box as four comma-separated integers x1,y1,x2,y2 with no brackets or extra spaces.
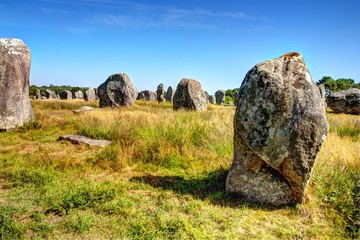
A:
74,90,84,99
173,78,207,111
36,89,42,99
226,52,329,206
73,106,95,114
215,90,225,105
138,90,157,101
0,38,35,131
98,73,138,108
45,89,57,99
317,84,326,108
208,95,215,104
166,86,174,102
58,135,111,147
326,88,360,115
235,91,240,104
60,90,72,100
204,91,210,103
156,83,165,103
84,88,96,101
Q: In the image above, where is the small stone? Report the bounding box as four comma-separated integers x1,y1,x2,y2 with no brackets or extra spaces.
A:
58,135,111,147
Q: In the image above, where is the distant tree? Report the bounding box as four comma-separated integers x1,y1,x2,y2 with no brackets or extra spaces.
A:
225,88,239,103
317,76,358,92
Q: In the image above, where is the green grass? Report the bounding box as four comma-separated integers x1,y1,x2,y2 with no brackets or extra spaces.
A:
0,100,358,239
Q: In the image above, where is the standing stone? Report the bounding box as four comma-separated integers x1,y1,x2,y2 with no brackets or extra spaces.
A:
208,95,215,104
173,78,207,111
0,38,34,131
326,88,360,115
45,89,57,99
204,91,210,103
36,89,41,99
215,90,225,105
317,84,326,108
138,90,157,101
156,83,165,103
84,88,96,101
235,91,240,104
74,90,84,99
60,90,72,100
226,52,329,206
166,86,174,102
98,73,137,108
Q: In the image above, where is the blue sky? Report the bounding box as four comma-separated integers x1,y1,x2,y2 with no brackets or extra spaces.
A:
1,0,359,93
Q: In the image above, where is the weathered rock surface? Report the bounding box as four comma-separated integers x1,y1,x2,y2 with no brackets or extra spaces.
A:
98,73,137,107
0,38,34,131
156,83,165,103
137,90,157,101
60,90,72,100
45,89,57,99
73,106,95,114
74,90,84,99
326,88,360,115
58,135,111,147
317,84,326,107
204,91,210,103
173,78,207,111
226,52,329,206
36,89,42,99
208,95,215,104
166,86,174,102
84,88,96,101
215,90,225,105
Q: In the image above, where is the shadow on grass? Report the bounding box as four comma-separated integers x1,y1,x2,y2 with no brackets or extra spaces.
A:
130,168,283,210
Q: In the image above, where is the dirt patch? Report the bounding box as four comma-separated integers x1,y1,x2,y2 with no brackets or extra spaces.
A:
0,178,10,205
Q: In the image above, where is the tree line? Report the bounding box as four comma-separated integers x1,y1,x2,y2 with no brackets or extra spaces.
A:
29,84,89,97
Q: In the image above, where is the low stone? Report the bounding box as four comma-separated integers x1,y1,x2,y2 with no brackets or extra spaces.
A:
73,106,95,114
85,88,96,101
326,88,360,115
58,135,111,147
173,78,207,111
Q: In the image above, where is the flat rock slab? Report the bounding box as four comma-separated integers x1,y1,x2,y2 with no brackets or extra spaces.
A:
58,135,111,147
73,106,95,114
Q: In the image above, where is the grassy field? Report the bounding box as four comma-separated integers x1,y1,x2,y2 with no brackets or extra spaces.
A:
0,99,359,239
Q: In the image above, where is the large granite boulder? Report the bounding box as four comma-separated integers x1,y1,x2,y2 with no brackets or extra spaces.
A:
173,78,207,111
0,38,34,131
226,52,329,206
98,73,137,107
215,90,225,105
45,89,57,99
137,90,157,101
326,88,360,115
74,90,84,99
156,83,165,103
60,90,72,100
84,88,96,101
166,86,174,102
